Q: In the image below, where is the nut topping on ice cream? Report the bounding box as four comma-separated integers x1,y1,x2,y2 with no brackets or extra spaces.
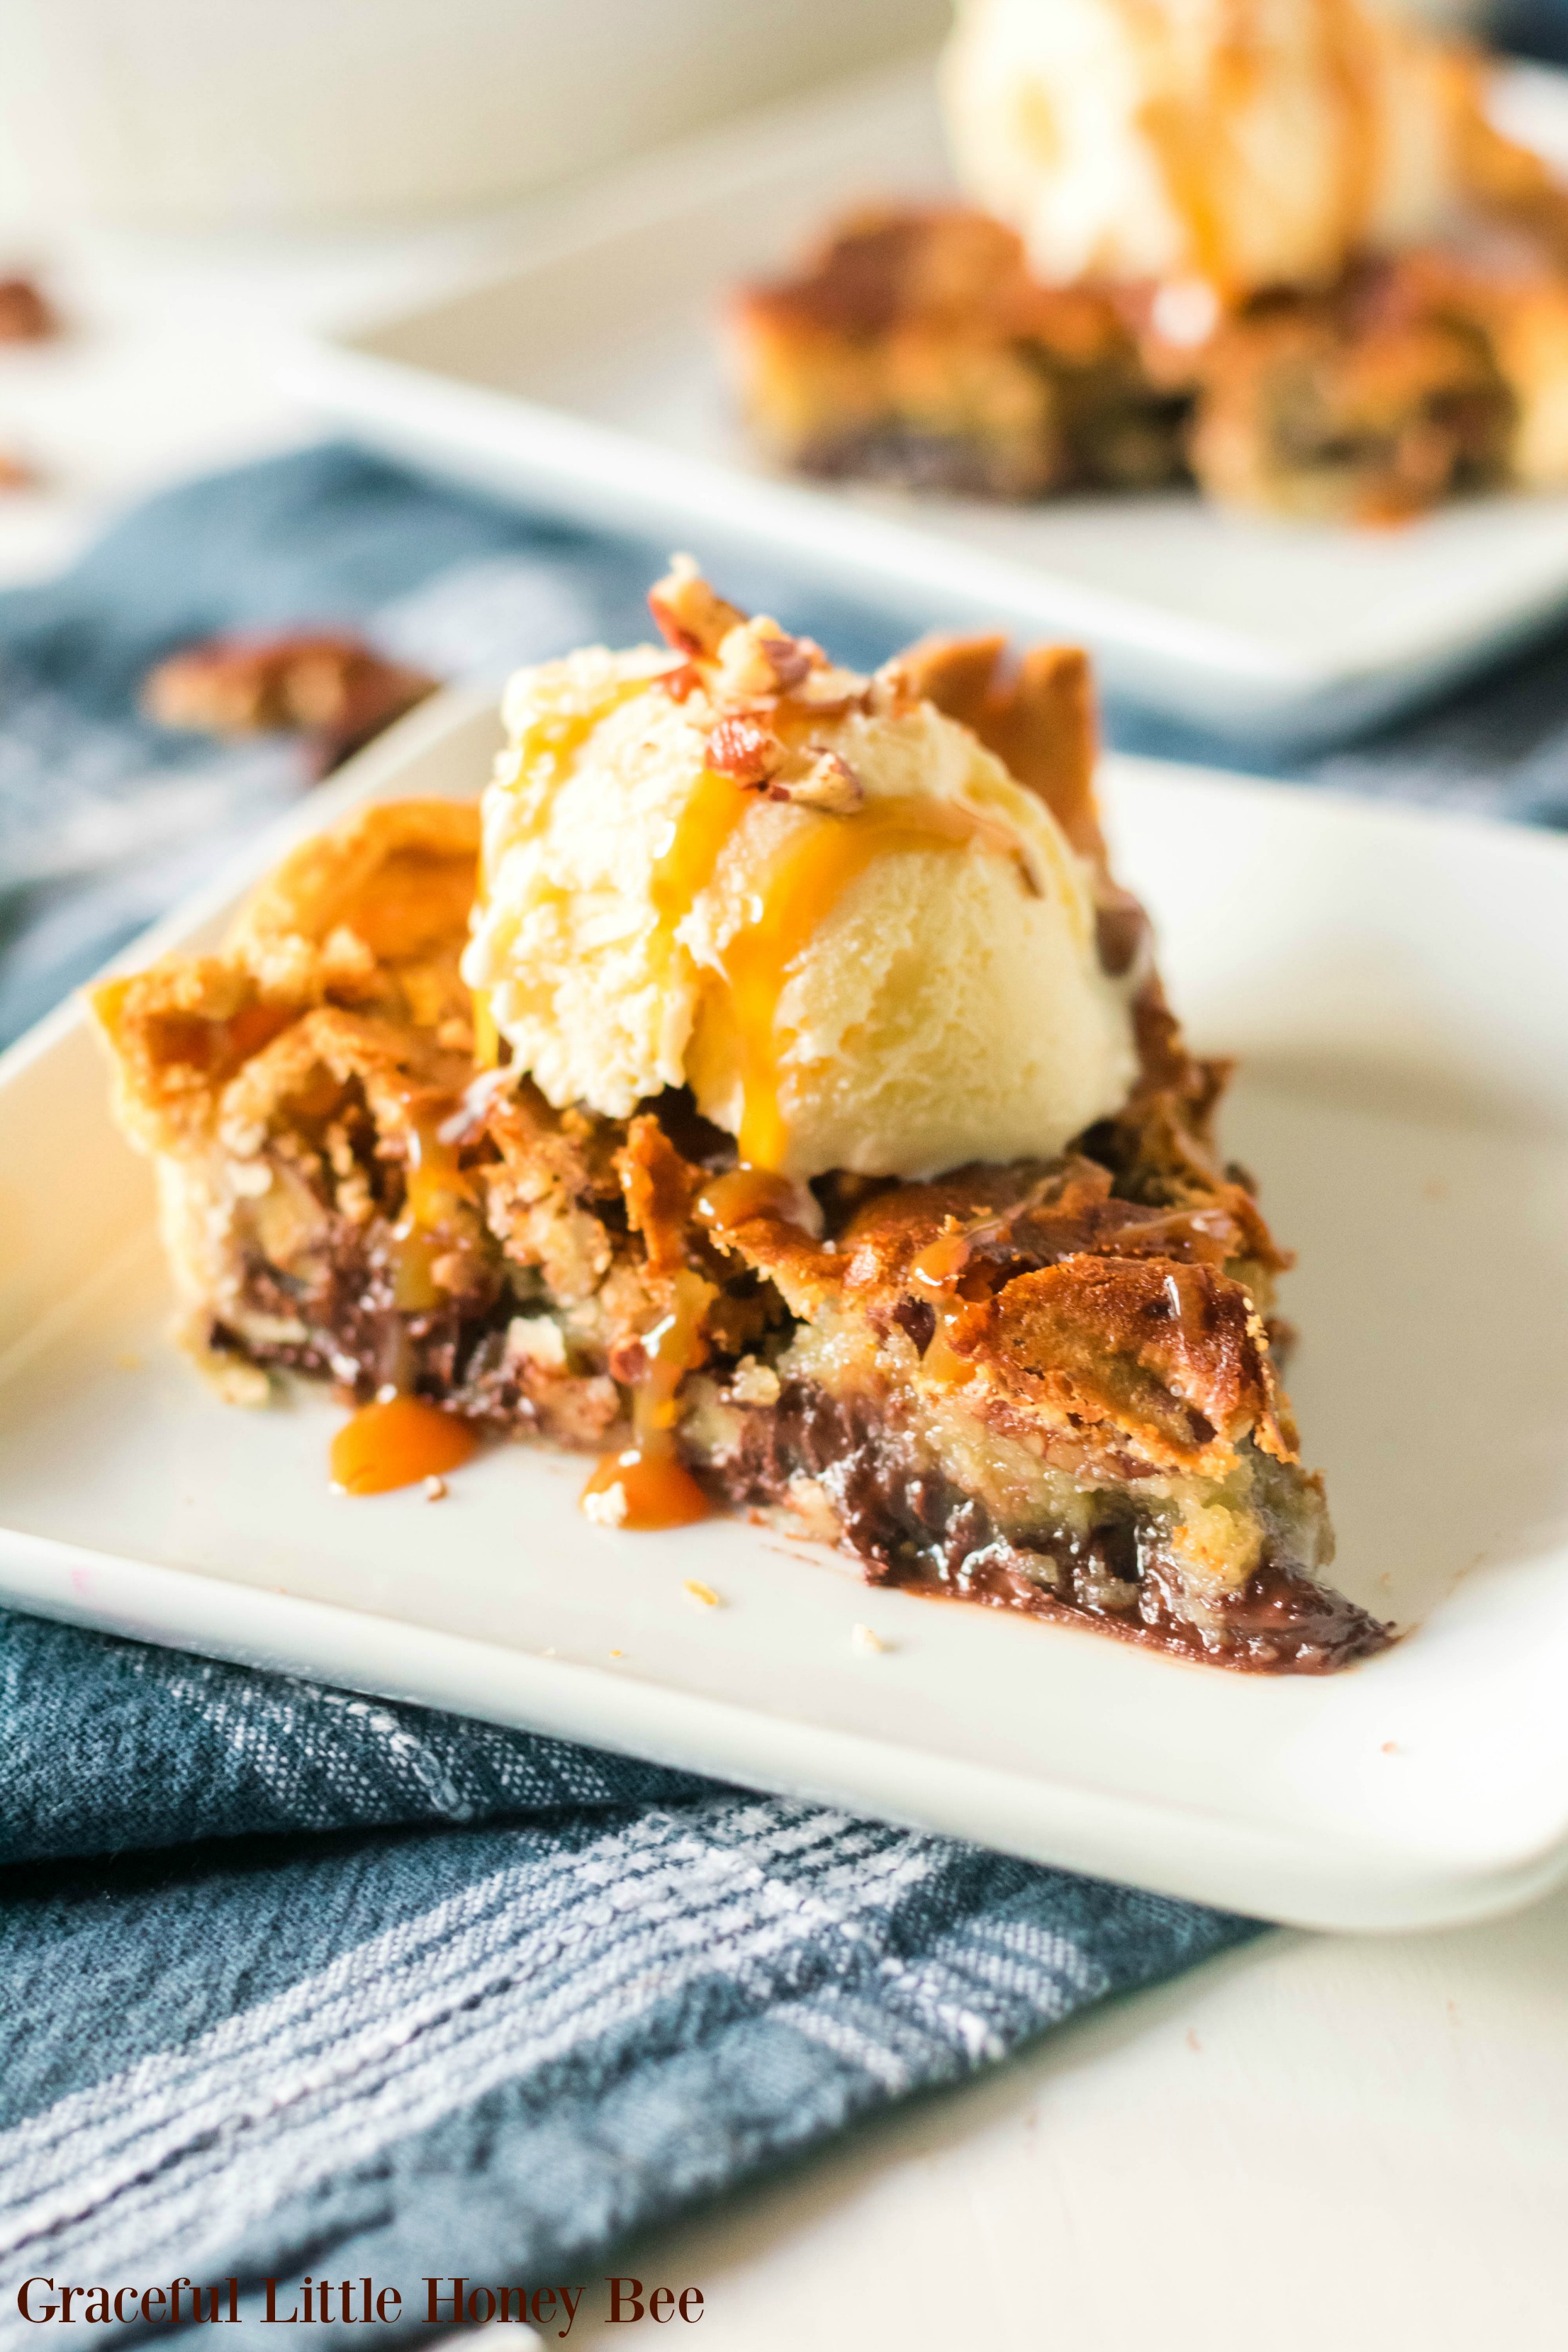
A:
463,559,1138,1183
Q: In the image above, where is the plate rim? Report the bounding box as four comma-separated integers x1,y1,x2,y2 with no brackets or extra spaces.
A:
6,1522,1568,1937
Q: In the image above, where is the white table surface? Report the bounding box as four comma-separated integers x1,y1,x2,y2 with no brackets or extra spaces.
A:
6,214,1564,2352
572,1883,1568,2351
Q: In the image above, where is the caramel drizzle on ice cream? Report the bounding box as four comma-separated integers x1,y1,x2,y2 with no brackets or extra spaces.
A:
652,766,1029,1172
646,564,1036,1173
1087,0,1401,294
723,793,1031,1170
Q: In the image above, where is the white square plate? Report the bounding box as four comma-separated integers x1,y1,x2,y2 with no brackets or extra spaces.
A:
3,688,1567,1933
293,56,1568,749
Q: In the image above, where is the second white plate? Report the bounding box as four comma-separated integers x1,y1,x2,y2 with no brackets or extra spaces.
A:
293,55,1568,748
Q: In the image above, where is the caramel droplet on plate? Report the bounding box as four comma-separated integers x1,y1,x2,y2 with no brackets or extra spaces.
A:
331,1395,478,1496
582,1447,712,1531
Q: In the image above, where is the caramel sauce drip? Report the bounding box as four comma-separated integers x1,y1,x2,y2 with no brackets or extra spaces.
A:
1321,0,1380,263
391,1111,474,1310
581,1447,711,1531
907,1217,1014,1389
653,759,1026,1172
331,1395,478,1496
910,1229,972,1289
583,1267,715,1531
649,767,750,926
401,1114,470,1230
1140,95,1231,291
696,1163,818,1236
724,794,1017,1168
471,989,500,1070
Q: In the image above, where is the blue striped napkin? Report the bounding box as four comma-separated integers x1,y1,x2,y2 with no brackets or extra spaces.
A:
0,1612,1256,2326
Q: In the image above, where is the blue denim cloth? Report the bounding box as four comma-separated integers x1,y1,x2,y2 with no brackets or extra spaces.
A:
0,444,1276,2323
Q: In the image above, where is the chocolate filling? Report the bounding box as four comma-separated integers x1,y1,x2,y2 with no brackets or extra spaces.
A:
211,1222,528,1428
703,1377,1390,1674
795,423,1047,498
210,1206,1390,1676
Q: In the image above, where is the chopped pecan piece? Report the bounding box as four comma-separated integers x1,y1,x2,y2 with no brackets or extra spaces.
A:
702,718,862,808
656,660,702,702
142,632,437,775
704,712,783,787
0,276,57,343
757,630,815,691
766,746,863,812
649,553,748,659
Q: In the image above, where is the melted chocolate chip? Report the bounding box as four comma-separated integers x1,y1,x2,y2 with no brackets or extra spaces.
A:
890,1296,936,1355
706,1377,1391,1675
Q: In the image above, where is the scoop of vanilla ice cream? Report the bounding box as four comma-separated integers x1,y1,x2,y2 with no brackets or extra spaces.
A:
463,625,1137,1184
942,0,1472,298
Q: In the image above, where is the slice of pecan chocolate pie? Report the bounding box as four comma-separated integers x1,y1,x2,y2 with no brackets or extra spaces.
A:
729,207,1187,498
94,573,1389,1674
729,201,1568,522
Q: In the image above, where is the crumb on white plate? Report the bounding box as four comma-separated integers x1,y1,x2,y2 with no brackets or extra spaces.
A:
851,1623,890,1655
583,1482,629,1528
683,1579,723,1608
424,1474,447,1501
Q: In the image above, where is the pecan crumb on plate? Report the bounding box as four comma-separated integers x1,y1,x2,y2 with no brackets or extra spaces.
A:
0,275,58,344
142,631,437,775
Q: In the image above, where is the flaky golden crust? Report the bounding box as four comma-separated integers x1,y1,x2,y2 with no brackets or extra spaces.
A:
92,959,293,1157
885,632,1106,871
91,800,480,1155
89,800,490,1396
229,797,479,1012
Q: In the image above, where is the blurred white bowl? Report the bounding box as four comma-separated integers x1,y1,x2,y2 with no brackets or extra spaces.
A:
0,0,946,229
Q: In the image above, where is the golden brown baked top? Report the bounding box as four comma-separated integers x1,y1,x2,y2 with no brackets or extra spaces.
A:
736,206,1132,362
